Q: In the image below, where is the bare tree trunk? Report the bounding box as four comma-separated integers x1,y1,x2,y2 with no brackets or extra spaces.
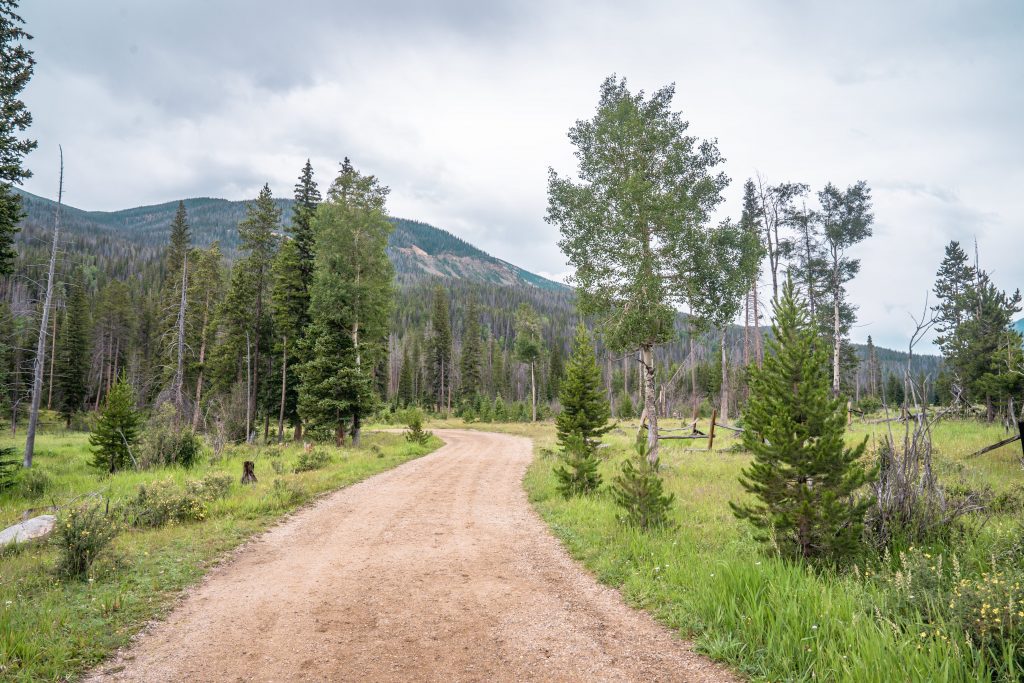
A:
690,334,698,420
530,362,536,422
334,419,345,447
172,251,188,418
46,302,57,410
277,335,287,443
753,278,762,366
832,294,841,396
245,331,252,443
720,333,729,423
641,344,658,464
24,148,63,469
191,290,210,432
352,411,361,447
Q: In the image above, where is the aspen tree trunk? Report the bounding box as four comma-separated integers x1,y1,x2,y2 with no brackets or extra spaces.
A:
46,304,57,410
690,335,698,420
277,335,287,443
641,344,658,464
720,333,729,423
25,149,63,468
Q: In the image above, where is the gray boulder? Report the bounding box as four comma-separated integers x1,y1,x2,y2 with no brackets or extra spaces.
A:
0,514,57,547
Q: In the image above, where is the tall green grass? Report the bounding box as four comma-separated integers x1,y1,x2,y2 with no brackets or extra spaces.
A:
0,427,439,681
522,417,1024,682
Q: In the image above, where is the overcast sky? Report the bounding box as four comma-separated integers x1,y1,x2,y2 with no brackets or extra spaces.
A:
16,0,1024,351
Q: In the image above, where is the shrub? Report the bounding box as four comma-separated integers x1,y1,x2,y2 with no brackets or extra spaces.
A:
53,503,119,579
611,440,674,529
126,479,208,527
857,395,883,414
17,466,51,498
270,478,307,507
405,413,432,446
140,404,204,469
294,448,332,472
554,434,602,498
188,472,232,500
271,458,286,475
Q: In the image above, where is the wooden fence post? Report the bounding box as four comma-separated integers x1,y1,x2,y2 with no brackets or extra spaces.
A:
708,409,717,452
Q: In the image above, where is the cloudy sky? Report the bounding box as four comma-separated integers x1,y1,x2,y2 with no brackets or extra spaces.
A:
16,0,1024,351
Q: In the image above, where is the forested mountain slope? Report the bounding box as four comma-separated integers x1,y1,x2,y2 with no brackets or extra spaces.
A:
13,189,566,292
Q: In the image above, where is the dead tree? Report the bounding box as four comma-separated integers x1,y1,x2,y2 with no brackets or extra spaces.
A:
241,460,257,485
24,148,63,468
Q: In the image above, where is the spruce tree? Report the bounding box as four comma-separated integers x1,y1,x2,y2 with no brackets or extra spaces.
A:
513,303,544,422
0,1,35,275
731,278,872,565
299,158,393,446
397,346,414,406
89,373,142,473
56,274,89,427
553,324,611,497
556,324,612,449
270,238,306,440
459,295,483,399
292,159,322,282
428,285,452,412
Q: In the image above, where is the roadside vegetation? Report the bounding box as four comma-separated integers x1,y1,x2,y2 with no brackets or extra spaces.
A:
0,423,439,681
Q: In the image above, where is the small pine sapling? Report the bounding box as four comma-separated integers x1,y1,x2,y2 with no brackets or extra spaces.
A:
553,434,602,498
730,277,873,565
611,438,675,529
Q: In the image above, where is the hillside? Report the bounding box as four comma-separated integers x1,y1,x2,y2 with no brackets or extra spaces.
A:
1015,319,1024,335
13,189,567,292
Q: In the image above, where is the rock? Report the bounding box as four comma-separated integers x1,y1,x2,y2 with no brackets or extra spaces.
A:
0,514,57,547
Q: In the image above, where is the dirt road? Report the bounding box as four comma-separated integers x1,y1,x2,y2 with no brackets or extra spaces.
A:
88,430,734,682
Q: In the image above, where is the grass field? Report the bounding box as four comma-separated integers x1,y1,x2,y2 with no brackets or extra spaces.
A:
440,415,1024,682
0,422,439,682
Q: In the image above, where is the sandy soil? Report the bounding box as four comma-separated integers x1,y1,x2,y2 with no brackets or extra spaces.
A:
86,429,736,682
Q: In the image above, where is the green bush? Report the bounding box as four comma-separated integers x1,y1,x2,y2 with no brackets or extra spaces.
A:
270,478,308,507
53,503,119,579
294,448,332,472
126,479,208,527
140,407,204,469
17,467,52,498
188,472,232,501
611,440,674,529
857,395,883,414
270,458,286,475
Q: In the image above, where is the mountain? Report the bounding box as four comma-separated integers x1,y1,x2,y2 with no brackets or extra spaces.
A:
13,188,567,292
1015,319,1024,335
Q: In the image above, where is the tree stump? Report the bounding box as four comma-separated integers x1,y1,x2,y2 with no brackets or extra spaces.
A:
241,460,257,485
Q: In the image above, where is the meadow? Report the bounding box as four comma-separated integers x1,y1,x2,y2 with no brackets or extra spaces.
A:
444,415,1024,682
0,420,439,682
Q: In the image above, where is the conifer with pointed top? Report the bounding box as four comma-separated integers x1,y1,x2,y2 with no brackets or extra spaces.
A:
731,277,872,565
56,272,89,426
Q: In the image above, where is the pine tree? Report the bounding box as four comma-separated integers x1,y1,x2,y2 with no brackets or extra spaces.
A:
89,373,142,473
292,159,322,282
513,303,544,421
553,324,611,498
459,295,483,399
0,1,35,275
397,346,414,406
731,278,872,565
556,324,612,449
270,238,306,441
56,274,89,427
299,158,393,446
428,285,452,412
611,438,674,529
165,201,190,280
865,335,880,398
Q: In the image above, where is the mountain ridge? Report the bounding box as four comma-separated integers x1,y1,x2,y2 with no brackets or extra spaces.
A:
13,188,568,292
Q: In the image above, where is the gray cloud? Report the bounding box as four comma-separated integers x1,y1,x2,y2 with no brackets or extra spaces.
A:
16,0,1024,352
